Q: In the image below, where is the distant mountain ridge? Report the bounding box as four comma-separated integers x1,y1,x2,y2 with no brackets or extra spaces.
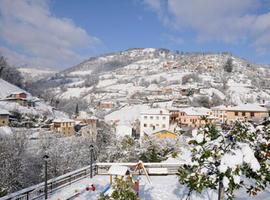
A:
17,66,57,82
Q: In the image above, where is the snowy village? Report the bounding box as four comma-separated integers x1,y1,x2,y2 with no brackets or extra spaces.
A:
0,1,270,200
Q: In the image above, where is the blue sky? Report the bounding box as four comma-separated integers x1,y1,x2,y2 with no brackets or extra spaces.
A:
1,0,270,69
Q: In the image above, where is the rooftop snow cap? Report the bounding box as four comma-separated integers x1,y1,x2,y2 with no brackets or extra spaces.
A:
108,165,129,176
141,108,170,115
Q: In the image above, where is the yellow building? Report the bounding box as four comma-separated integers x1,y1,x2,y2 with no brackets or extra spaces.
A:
0,108,10,126
153,130,178,139
52,119,75,135
225,104,268,124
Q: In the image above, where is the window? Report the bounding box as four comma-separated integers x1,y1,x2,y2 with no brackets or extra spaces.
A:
162,116,166,120
150,116,153,120
235,112,238,116
156,116,159,120
156,124,159,126
162,124,166,128
144,124,147,127
251,112,254,117
242,112,246,116
144,116,147,119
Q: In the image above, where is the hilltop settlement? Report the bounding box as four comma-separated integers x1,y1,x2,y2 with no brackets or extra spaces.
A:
0,49,270,199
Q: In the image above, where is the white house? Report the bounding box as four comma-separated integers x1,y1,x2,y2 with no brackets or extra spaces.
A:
140,108,170,138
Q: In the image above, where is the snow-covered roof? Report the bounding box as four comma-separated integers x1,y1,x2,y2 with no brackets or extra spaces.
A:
53,118,75,123
211,105,228,110
226,104,268,112
116,125,132,137
108,165,129,176
141,108,170,115
181,107,209,116
0,108,10,115
0,78,31,99
77,111,97,120
105,105,149,125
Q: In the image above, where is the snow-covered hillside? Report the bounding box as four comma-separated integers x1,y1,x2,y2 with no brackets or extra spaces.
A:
0,78,65,121
18,66,57,82
31,48,270,108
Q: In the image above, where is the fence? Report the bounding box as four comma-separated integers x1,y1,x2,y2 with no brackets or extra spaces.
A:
0,164,97,200
0,162,182,200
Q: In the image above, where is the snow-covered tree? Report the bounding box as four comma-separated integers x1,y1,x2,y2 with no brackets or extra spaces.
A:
140,135,182,162
177,121,270,200
99,177,137,200
0,129,28,196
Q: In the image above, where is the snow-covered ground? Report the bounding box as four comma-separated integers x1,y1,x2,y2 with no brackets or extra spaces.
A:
48,175,270,200
0,78,30,99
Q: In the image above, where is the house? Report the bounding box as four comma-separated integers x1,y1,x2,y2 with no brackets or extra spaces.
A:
0,108,10,126
140,108,170,138
79,125,97,141
161,87,173,95
75,111,98,126
211,105,228,123
1,92,34,107
7,92,27,99
52,119,75,135
179,86,200,96
225,104,268,124
98,101,115,110
177,107,214,128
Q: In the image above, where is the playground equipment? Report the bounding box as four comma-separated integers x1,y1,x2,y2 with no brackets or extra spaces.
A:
133,161,152,184
101,161,151,197
86,184,96,191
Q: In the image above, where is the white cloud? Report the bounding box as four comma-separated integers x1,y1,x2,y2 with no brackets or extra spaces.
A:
0,0,100,68
144,0,270,52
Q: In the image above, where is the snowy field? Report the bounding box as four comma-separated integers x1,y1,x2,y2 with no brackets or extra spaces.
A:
48,175,270,200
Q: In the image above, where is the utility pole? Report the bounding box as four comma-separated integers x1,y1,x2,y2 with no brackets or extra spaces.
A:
43,154,49,199
89,144,94,178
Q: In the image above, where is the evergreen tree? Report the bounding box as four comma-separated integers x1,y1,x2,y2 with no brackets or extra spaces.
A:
177,121,270,200
224,58,233,73
99,177,137,200
75,103,79,116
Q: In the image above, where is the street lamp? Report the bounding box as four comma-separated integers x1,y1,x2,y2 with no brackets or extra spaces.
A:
89,144,94,178
43,154,49,199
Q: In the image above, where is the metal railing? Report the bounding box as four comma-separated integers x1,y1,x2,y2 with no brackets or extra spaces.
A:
0,164,97,200
0,162,182,200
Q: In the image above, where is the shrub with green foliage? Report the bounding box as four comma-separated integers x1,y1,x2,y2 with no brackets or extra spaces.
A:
177,121,270,200
99,177,137,200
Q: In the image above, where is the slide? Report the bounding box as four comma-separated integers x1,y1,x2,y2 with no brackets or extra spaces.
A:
101,184,111,196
